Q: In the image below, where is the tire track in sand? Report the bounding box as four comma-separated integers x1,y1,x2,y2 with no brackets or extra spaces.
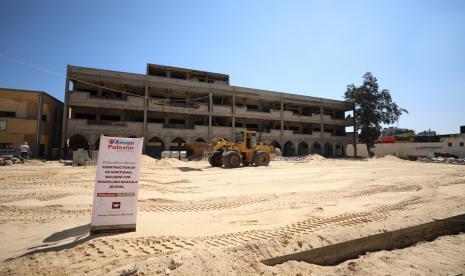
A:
20,198,424,264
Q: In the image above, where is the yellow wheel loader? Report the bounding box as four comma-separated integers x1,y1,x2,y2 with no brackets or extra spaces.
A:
187,129,280,168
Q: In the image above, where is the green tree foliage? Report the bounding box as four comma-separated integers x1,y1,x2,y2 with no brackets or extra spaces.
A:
344,72,407,156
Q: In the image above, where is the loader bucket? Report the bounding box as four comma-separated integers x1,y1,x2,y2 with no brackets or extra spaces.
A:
185,142,210,160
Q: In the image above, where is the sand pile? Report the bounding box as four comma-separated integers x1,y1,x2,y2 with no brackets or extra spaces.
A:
374,155,403,161
140,155,189,169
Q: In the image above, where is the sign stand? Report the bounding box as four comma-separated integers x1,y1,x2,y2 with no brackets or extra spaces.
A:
90,135,143,234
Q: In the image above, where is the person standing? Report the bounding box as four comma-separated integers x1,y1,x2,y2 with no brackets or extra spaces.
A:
19,141,32,163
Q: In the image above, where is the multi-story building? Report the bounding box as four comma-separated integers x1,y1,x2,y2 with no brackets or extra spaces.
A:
0,88,63,158
62,64,355,158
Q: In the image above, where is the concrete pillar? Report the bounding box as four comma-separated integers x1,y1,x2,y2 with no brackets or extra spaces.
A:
280,97,284,147
34,93,44,158
320,100,324,151
60,65,71,158
353,102,357,157
208,88,212,142
143,76,148,153
232,88,236,142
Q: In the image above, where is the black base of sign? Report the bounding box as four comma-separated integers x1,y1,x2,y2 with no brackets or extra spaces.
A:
90,224,136,235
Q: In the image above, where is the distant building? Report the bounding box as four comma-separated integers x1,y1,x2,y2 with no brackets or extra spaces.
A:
417,129,437,137
381,127,415,137
0,88,63,158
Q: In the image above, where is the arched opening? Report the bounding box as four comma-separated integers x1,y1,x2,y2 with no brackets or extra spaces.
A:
335,143,345,156
283,141,295,157
68,134,89,151
298,141,309,156
311,142,322,155
170,137,186,152
146,136,165,158
324,142,333,157
270,140,281,150
195,138,207,143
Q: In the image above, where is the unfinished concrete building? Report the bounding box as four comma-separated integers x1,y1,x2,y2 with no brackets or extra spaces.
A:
62,64,355,158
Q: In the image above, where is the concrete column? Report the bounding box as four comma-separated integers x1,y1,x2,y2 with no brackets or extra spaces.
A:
320,100,324,152
280,97,284,147
143,76,148,153
60,65,71,158
208,88,212,142
232,88,236,142
34,93,44,158
353,102,357,157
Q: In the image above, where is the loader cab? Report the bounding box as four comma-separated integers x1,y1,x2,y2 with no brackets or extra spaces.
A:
235,129,256,149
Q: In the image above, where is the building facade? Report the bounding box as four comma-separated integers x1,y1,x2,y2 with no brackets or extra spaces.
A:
62,64,355,158
0,88,63,158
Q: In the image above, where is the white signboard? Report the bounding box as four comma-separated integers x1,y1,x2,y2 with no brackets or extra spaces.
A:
90,135,143,234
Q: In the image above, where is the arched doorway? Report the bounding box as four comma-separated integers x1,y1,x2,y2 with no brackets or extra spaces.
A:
146,136,165,158
270,140,281,150
283,141,295,156
324,142,333,157
335,143,345,156
311,142,322,155
298,141,309,156
195,138,207,143
68,134,89,151
170,137,186,152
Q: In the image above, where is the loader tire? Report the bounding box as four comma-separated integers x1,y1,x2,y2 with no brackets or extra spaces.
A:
254,151,270,166
223,151,241,168
208,151,223,167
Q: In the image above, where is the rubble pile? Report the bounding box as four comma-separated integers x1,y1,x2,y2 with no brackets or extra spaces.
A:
418,156,465,165
273,154,326,162
0,155,21,166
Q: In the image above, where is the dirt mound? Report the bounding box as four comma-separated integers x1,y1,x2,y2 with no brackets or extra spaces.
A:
300,154,326,161
23,160,45,166
375,155,402,161
140,155,189,169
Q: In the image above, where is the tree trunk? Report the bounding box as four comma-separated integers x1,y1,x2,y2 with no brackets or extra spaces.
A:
366,143,374,157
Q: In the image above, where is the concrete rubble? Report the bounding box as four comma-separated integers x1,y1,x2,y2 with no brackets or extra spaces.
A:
72,149,97,166
0,155,22,166
418,156,465,165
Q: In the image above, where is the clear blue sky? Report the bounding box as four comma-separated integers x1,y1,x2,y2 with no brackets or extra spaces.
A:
1,0,464,134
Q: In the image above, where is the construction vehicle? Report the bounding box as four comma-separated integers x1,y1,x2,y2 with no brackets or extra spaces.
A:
187,129,279,168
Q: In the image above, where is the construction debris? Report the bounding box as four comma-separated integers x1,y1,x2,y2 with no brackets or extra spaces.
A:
418,156,465,165
72,149,97,166
273,154,326,162
0,155,22,166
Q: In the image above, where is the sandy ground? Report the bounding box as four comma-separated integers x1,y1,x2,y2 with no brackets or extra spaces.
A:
0,155,464,275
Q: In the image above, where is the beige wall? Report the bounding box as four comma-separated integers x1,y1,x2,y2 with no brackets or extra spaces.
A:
346,134,465,158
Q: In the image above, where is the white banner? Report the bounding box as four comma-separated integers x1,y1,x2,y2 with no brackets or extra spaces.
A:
90,135,143,234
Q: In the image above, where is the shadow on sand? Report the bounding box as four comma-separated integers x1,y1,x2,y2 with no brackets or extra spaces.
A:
6,224,119,261
177,167,202,172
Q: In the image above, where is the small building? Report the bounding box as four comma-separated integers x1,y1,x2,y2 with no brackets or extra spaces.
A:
0,88,63,158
